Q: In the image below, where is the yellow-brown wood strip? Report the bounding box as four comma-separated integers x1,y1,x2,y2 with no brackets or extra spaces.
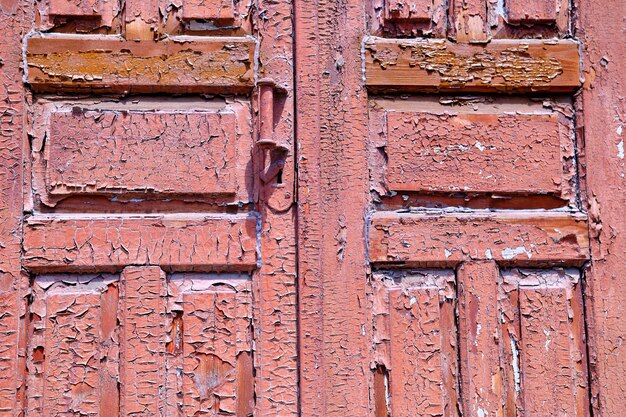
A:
25,35,255,93
364,37,581,92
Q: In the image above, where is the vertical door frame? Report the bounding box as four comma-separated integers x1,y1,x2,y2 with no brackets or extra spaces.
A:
577,0,626,415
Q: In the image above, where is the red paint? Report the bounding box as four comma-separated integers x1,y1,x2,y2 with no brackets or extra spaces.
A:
0,0,623,415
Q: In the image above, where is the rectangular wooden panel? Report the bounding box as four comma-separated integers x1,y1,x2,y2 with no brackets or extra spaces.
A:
369,211,589,266
385,0,432,22
49,110,236,195
449,0,489,42
456,266,589,416
502,269,589,417
45,292,101,414
381,106,573,195
182,0,236,22
364,38,581,92
49,0,101,17
120,266,167,416
25,35,255,93
36,0,118,32
32,101,252,203
30,98,253,207
506,0,557,23
182,292,252,414
369,0,446,36
167,274,254,416
26,274,119,417
372,270,458,417
23,214,258,272
458,262,503,417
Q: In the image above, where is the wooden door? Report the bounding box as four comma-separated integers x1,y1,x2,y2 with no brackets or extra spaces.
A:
1,0,624,416
295,0,624,416
1,0,297,415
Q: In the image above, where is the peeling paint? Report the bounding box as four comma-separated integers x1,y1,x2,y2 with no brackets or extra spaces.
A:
501,246,532,260
25,35,256,93
1,0,621,416
510,334,521,394
30,98,253,207
364,38,581,92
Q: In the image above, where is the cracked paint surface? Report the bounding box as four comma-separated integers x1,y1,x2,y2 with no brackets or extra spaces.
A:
369,0,570,39
26,270,258,417
26,274,119,416
46,110,237,195
369,97,577,199
371,270,458,417
23,214,258,272
369,0,447,37
182,0,236,22
577,0,626,414
369,211,590,267
448,0,570,40
36,0,120,33
457,262,503,417
30,99,252,206
167,273,254,415
17,0,298,414
501,268,589,416
25,36,255,93
295,0,372,414
0,0,623,415
0,0,27,412
120,266,167,416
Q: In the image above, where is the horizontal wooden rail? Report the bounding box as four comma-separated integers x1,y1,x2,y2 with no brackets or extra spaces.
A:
25,34,256,93
23,213,258,272
364,37,582,93
369,211,589,266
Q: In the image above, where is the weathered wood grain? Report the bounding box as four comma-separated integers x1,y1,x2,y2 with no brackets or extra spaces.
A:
364,38,581,92
25,35,256,93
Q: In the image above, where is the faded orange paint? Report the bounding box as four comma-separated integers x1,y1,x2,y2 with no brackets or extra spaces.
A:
0,0,623,416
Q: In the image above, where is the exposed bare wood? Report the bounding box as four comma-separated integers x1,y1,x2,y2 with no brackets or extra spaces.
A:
25,35,256,93
364,38,581,92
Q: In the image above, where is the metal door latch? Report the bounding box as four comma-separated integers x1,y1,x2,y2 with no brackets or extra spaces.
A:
257,78,290,185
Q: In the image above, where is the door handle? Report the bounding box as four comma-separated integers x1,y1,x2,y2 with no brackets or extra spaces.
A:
256,78,293,210
257,78,289,183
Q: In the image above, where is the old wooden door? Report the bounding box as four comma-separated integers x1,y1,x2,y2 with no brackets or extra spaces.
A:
1,0,297,415
295,0,624,416
1,0,624,416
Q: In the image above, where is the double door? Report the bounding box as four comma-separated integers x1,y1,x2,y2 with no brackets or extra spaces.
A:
0,0,623,415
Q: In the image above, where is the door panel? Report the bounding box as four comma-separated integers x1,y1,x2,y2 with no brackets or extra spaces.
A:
501,268,588,417
363,38,581,93
365,0,591,413
31,98,253,206
6,0,297,415
295,0,623,415
0,0,623,415
27,274,119,417
167,273,254,416
24,36,255,94
371,269,458,417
